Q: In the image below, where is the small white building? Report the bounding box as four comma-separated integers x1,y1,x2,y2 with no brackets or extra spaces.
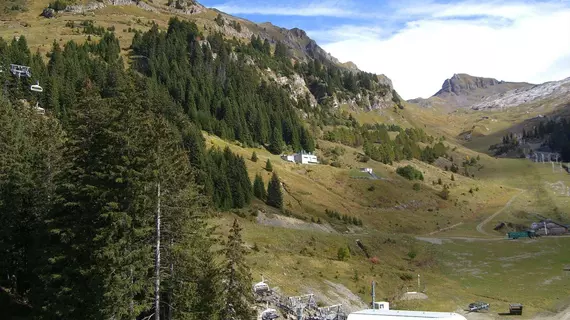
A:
281,151,318,164
294,151,318,164
360,168,373,174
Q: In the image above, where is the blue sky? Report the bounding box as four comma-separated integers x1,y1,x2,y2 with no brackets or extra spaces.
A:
200,0,570,99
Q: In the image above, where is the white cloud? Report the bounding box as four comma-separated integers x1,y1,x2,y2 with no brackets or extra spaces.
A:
319,1,570,99
213,0,363,18
307,25,385,43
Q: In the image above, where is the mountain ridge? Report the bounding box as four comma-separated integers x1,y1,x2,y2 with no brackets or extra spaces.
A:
408,73,534,111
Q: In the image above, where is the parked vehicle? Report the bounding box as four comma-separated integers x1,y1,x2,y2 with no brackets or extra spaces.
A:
468,302,489,312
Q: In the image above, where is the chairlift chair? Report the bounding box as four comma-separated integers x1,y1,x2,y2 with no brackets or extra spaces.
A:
34,102,45,115
253,280,270,294
10,64,31,78
30,81,43,92
260,308,279,320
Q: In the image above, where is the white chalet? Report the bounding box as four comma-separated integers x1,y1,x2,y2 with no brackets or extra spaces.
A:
360,168,373,174
281,151,318,164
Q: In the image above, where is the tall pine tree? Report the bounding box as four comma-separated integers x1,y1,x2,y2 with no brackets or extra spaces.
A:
253,173,266,200
266,172,283,209
221,220,255,320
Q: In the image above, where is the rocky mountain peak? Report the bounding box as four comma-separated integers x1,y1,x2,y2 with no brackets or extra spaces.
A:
435,73,503,97
409,74,534,110
289,28,308,38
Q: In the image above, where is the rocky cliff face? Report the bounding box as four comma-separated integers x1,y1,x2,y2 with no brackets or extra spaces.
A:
471,77,570,110
410,73,533,111
434,73,501,97
65,0,159,13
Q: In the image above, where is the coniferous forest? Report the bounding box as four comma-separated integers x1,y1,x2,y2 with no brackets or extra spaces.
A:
0,19,267,319
0,16,445,319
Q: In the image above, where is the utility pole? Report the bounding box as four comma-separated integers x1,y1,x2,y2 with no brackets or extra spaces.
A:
418,274,421,292
154,181,161,320
371,281,376,309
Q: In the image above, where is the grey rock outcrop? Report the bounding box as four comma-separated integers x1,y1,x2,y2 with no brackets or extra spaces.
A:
41,7,56,18
64,0,157,14
167,0,205,15
471,77,570,110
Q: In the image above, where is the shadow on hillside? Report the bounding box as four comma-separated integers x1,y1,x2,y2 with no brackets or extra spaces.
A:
459,102,570,155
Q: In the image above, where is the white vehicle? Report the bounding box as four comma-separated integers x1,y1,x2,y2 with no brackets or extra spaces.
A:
347,309,467,320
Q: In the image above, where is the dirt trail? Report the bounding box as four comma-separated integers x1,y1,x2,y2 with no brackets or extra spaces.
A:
417,190,525,243
426,222,464,236
475,189,525,236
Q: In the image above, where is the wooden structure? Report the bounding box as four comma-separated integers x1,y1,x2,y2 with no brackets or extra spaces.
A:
509,304,523,315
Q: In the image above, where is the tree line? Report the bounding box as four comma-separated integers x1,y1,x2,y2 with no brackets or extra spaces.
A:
523,119,570,161
130,18,315,154
323,120,447,165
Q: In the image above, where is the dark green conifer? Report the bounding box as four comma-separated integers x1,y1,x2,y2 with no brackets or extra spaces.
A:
266,172,283,209
221,220,255,320
253,173,266,200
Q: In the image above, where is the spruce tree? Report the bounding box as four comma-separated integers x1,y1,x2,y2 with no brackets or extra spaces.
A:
269,126,283,154
221,220,255,320
150,117,221,320
251,151,258,162
265,159,273,172
253,173,266,200
266,172,283,209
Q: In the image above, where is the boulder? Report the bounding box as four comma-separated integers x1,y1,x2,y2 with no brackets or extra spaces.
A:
41,7,56,18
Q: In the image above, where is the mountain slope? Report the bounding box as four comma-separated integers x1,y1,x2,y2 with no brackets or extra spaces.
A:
409,73,533,111
471,76,570,110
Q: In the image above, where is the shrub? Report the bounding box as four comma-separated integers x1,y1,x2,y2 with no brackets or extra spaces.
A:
407,250,417,260
49,0,73,11
396,165,424,181
399,273,413,281
358,154,370,162
337,246,350,261
413,183,421,191
330,160,342,168
439,186,450,200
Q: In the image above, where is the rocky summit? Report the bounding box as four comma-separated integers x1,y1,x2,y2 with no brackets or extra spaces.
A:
409,73,533,110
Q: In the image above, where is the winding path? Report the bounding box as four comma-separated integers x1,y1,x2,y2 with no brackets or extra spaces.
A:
417,189,526,243
475,189,525,236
